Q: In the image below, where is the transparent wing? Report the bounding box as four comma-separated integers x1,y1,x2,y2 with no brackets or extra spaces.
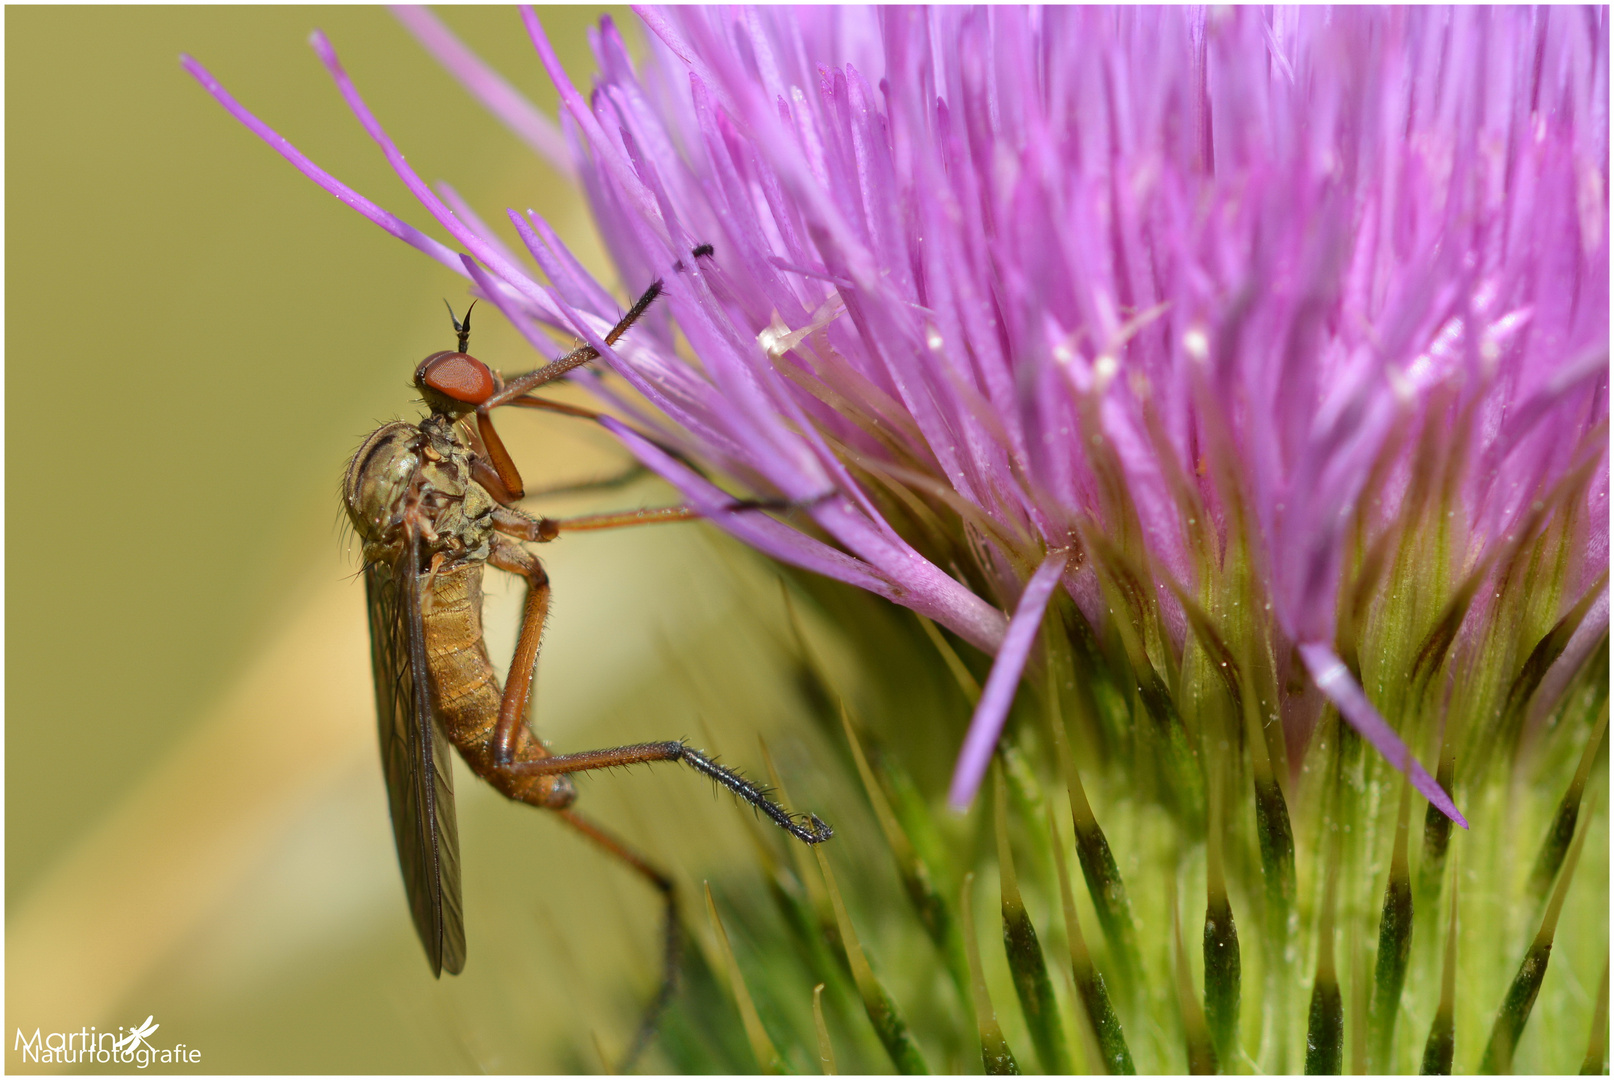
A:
365,529,465,976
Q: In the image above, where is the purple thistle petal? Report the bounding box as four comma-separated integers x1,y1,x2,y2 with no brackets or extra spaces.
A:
540,259,1010,650
1299,642,1468,830
390,5,574,180
179,53,464,276
436,181,525,274
522,8,661,230
512,210,618,317
306,31,556,319
947,550,1070,811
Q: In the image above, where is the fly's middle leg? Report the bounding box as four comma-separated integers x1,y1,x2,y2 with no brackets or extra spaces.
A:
490,495,828,544
548,493,825,533
490,503,704,543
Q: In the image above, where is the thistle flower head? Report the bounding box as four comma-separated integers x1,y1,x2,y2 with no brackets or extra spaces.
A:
185,7,1608,1072
563,8,1610,817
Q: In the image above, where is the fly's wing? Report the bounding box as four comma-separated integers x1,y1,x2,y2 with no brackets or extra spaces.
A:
365,530,466,976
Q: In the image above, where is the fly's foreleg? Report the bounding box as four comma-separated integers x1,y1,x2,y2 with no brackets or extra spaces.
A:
474,409,526,502
459,416,526,507
465,245,716,503
482,244,714,411
552,807,680,1073
471,453,523,507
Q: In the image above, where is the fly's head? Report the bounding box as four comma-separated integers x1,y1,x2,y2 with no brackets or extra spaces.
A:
414,349,497,421
344,418,496,571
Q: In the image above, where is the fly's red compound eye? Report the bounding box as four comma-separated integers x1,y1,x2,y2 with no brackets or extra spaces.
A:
416,351,496,405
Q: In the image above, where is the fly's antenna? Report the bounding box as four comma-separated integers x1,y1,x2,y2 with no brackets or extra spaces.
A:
444,298,477,353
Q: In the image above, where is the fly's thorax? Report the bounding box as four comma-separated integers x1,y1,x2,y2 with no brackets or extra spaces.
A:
343,416,498,568
344,421,420,544
416,418,498,565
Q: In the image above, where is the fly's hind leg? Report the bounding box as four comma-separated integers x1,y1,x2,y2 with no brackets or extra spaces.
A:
503,741,833,845
484,523,832,842
485,536,551,767
480,523,830,1066
549,807,681,1074
472,539,682,1067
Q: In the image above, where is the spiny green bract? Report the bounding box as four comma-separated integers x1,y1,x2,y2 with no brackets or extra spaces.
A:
639,567,1606,1076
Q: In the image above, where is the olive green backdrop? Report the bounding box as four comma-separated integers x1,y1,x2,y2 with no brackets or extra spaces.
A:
6,8,847,1072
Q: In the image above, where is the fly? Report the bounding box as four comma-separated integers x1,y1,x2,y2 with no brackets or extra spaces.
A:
342,247,831,1066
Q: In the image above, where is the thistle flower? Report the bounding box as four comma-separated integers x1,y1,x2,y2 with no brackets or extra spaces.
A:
185,6,1608,1073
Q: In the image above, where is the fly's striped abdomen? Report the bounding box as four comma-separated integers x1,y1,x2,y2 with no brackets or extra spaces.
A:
421,562,570,807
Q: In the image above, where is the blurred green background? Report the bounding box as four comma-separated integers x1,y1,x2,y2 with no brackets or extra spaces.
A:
5,7,859,1071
